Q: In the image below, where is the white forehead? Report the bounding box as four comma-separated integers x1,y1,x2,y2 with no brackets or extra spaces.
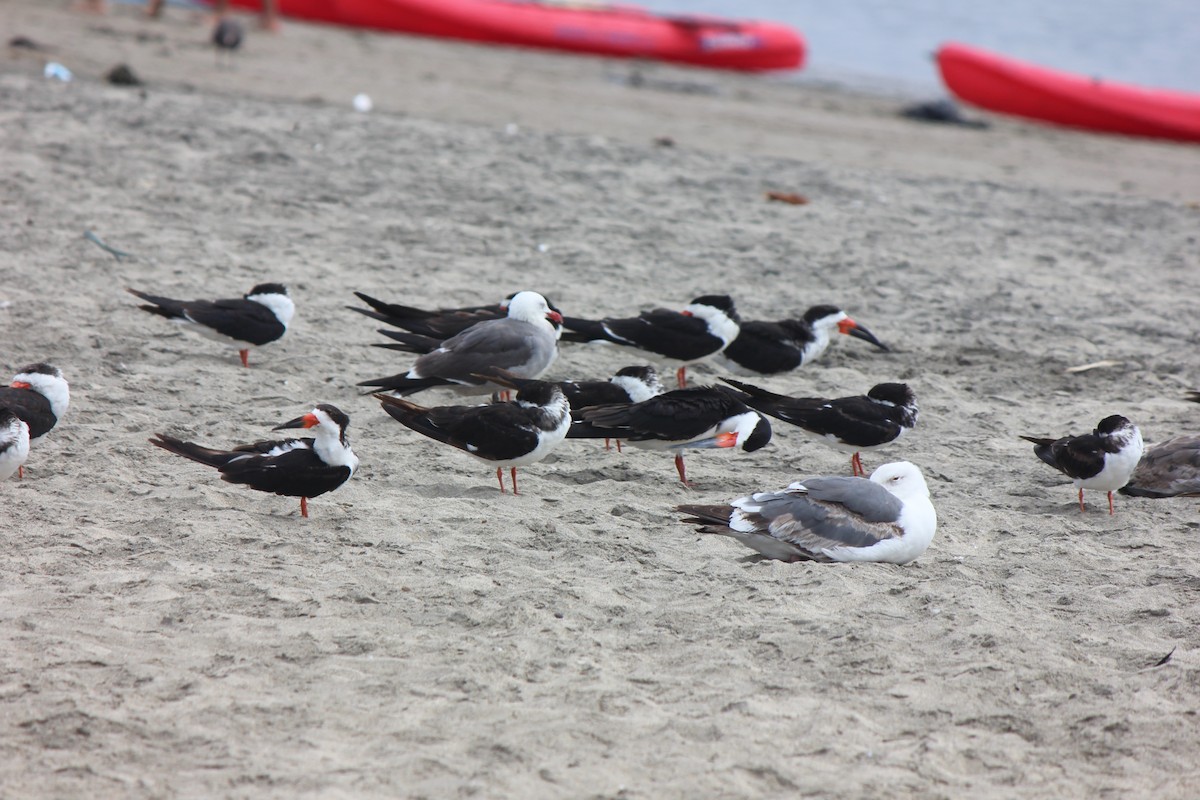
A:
507,291,549,315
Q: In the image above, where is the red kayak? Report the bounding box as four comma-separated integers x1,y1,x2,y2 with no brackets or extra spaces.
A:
225,0,804,72
936,42,1200,143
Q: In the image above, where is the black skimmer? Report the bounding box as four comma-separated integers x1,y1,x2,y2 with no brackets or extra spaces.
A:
723,379,917,477
480,365,664,412
1120,434,1200,498
561,295,741,388
0,408,30,482
359,291,561,396
212,17,243,53
128,283,294,368
677,461,937,564
567,386,772,486
376,380,570,494
350,291,563,340
1021,415,1143,514
150,404,357,518
0,362,70,479
716,305,889,376
481,365,664,451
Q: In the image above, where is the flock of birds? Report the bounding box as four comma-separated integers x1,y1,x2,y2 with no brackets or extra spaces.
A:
3,281,1197,566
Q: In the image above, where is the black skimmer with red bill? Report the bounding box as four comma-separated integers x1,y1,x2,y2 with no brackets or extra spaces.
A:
561,295,741,388
349,291,563,340
0,409,31,482
128,283,294,368
1021,415,1143,514
150,404,357,518
567,386,772,486
358,291,561,396
716,305,889,376
1120,434,1200,499
677,461,937,564
0,362,70,479
376,380,570,494
723,379,917,477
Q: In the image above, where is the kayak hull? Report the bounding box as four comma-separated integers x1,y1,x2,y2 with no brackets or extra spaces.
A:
936,42,1200,143
226,0,804,72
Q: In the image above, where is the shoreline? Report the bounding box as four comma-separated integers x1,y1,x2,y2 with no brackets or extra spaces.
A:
7,0,1200,201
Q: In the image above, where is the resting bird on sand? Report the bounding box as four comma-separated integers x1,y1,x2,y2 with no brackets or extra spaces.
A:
349,290,563,340
359,291,561,397
1021,415,1143,514
1119,434,1200,499
128,283,294,367
561,295,740,388
723,379,917,477
150,404,357,519
376,381,570,495
677,461,937,564
567,386,771,487
716,305,889,376
0,362,70,479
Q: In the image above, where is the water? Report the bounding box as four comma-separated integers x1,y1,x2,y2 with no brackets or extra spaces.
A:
639,0,1200,95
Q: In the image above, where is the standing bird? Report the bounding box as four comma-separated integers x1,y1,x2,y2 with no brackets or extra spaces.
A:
723,379,917,477
0,362,70,479
567,386,772,486
0,409,30,482
482,365,664,451
1020,415,1143,514
376,381,570,495
150,404,357,519
561,295,740,388
128,283,294,368
676,461,937,564
716,305,889,376
211,17,243,67
359,291,561,396
349,291,563,340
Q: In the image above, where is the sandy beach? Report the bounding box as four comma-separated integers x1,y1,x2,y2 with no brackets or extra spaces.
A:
3,2,1200,797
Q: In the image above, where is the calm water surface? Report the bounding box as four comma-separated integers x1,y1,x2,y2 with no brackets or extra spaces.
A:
640,0,1200,94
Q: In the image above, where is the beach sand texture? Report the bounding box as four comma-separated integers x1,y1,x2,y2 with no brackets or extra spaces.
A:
3,2,1200,797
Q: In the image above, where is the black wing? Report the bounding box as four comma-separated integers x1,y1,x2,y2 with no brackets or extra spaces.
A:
720,321,805,374
182,297,286,345
0,387,57,438
606,309,721,360
1022,433,1105,481
572,388,746,442
382,400,540,462
775,397,906,447
217,444,352,498
350,292,507,337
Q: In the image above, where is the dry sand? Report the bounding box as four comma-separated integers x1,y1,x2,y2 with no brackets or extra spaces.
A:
3,2,1200,797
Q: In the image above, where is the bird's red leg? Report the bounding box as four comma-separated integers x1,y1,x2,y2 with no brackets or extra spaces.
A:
511,467,520,496
1078,488,1086,513
675,366,687,389
496,467,506,493
674,453,692,488
17,466,23,480
604,438,611,451
1108,491,1115,515
300,497,308,518
616,439,623,454
239,349,249,368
